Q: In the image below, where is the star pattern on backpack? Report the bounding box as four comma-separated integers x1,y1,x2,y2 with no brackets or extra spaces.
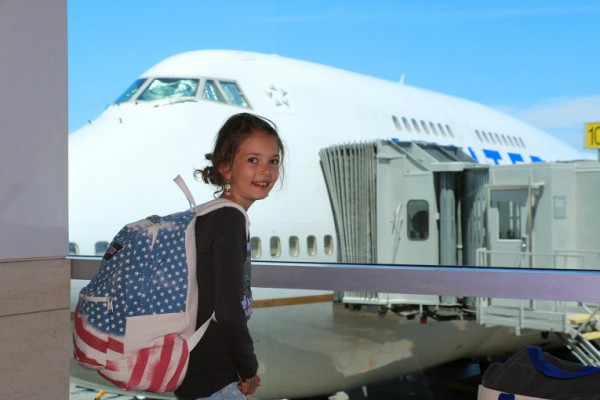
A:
77,211,195,336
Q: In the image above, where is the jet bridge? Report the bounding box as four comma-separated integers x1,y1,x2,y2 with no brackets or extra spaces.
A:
319,140,600,365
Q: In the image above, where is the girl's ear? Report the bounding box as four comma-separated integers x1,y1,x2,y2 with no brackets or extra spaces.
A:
219,163,232,181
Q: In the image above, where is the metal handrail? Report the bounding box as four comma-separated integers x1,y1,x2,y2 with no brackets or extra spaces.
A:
70,256,600,303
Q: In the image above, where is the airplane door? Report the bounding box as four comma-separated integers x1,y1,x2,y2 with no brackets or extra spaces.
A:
488,188,531,267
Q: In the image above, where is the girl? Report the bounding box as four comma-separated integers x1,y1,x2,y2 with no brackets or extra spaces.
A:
174,113,284,400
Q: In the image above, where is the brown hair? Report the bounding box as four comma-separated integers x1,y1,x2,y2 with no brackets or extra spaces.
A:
194,113,285,194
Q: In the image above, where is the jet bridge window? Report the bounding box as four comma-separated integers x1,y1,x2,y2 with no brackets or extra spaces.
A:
491,190,525,240
137,78,199,101
407,200,429,240
220,81,250,108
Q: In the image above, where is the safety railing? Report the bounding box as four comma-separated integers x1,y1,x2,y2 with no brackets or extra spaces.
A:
71,257,600,303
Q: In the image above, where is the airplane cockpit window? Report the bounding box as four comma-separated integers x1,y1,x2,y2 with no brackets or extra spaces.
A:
137,78,199,101
114,78,146,103
408,200,429,240
203,79,226,103
220,81,250,108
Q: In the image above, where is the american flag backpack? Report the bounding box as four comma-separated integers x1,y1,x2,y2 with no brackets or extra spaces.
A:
72,175,248,393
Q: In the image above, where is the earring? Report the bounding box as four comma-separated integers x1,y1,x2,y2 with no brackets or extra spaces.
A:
224,181,231,196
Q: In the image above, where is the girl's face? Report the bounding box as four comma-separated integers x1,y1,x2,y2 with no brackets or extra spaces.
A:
219,130,281,210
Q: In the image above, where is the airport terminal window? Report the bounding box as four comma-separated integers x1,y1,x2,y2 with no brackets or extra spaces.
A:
307,235,317,256
115,78,146,103
203,79,226,103
251,236,262,259
138,78,199,101
407,200,429,240
220,81,250,108
289,236,300,257
270,236,281,258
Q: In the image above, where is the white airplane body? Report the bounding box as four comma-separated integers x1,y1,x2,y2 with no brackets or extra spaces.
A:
69,50,585,398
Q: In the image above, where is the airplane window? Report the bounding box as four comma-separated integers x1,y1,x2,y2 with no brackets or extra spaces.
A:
392,115,402,130
446,124,455,137
219,81,250,108
402,117,412,132
412,119,421,133
69,242,80,255
500,134,509,146
429,122,439,135
324,235,334,255
251,237,262,259
437,123,446,136
513,136,522,148
487,131,497,144
507,135,516,147
475,130,483,141
270,236,281,258
307,235,317,256
289,236,300,257
407,200,429,240
138,78,199,101
114,78,146,103
420,120,430,134
519,137,527,149
481,131,490,142
95,241,109,256
494,133,502,145
203,79,226,103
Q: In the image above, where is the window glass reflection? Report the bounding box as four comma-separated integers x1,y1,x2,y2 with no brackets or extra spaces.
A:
220,81,250,107
408,200,429,240
203,79,226,103
114,78,145,103
138,78,199,101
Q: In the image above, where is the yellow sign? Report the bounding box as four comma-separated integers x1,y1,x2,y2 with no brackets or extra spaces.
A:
586,123,600,149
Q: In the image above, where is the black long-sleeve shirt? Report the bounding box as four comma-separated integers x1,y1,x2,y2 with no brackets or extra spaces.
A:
174,207,258,399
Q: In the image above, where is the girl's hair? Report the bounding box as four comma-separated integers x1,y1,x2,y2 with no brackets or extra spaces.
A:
194,113,285,194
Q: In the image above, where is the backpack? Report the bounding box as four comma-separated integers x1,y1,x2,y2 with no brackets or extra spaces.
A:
72,175,248,393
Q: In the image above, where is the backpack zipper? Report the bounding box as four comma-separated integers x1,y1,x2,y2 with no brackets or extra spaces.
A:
80,293,114,313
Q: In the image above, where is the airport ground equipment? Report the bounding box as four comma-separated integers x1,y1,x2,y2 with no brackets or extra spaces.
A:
320,140,600,365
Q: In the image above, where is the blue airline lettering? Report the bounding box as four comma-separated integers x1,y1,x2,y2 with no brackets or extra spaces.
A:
483,149,502,165
467,147,479,162
530,155,543,162
508,152,524,164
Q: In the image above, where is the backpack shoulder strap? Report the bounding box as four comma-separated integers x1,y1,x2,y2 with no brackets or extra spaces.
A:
173,175,197,210
196,198,250,237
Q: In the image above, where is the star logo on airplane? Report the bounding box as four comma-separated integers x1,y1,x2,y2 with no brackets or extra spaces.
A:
266,84,290,107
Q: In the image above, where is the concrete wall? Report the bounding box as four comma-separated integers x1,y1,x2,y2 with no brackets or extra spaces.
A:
0,0,69,399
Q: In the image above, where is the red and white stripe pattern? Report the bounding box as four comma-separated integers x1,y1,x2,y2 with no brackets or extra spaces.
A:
73,309,190,393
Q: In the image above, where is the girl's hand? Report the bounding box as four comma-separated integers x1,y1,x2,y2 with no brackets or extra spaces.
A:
238,375,261,395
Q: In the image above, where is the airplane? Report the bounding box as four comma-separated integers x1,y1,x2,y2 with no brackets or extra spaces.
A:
68,49,589,399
